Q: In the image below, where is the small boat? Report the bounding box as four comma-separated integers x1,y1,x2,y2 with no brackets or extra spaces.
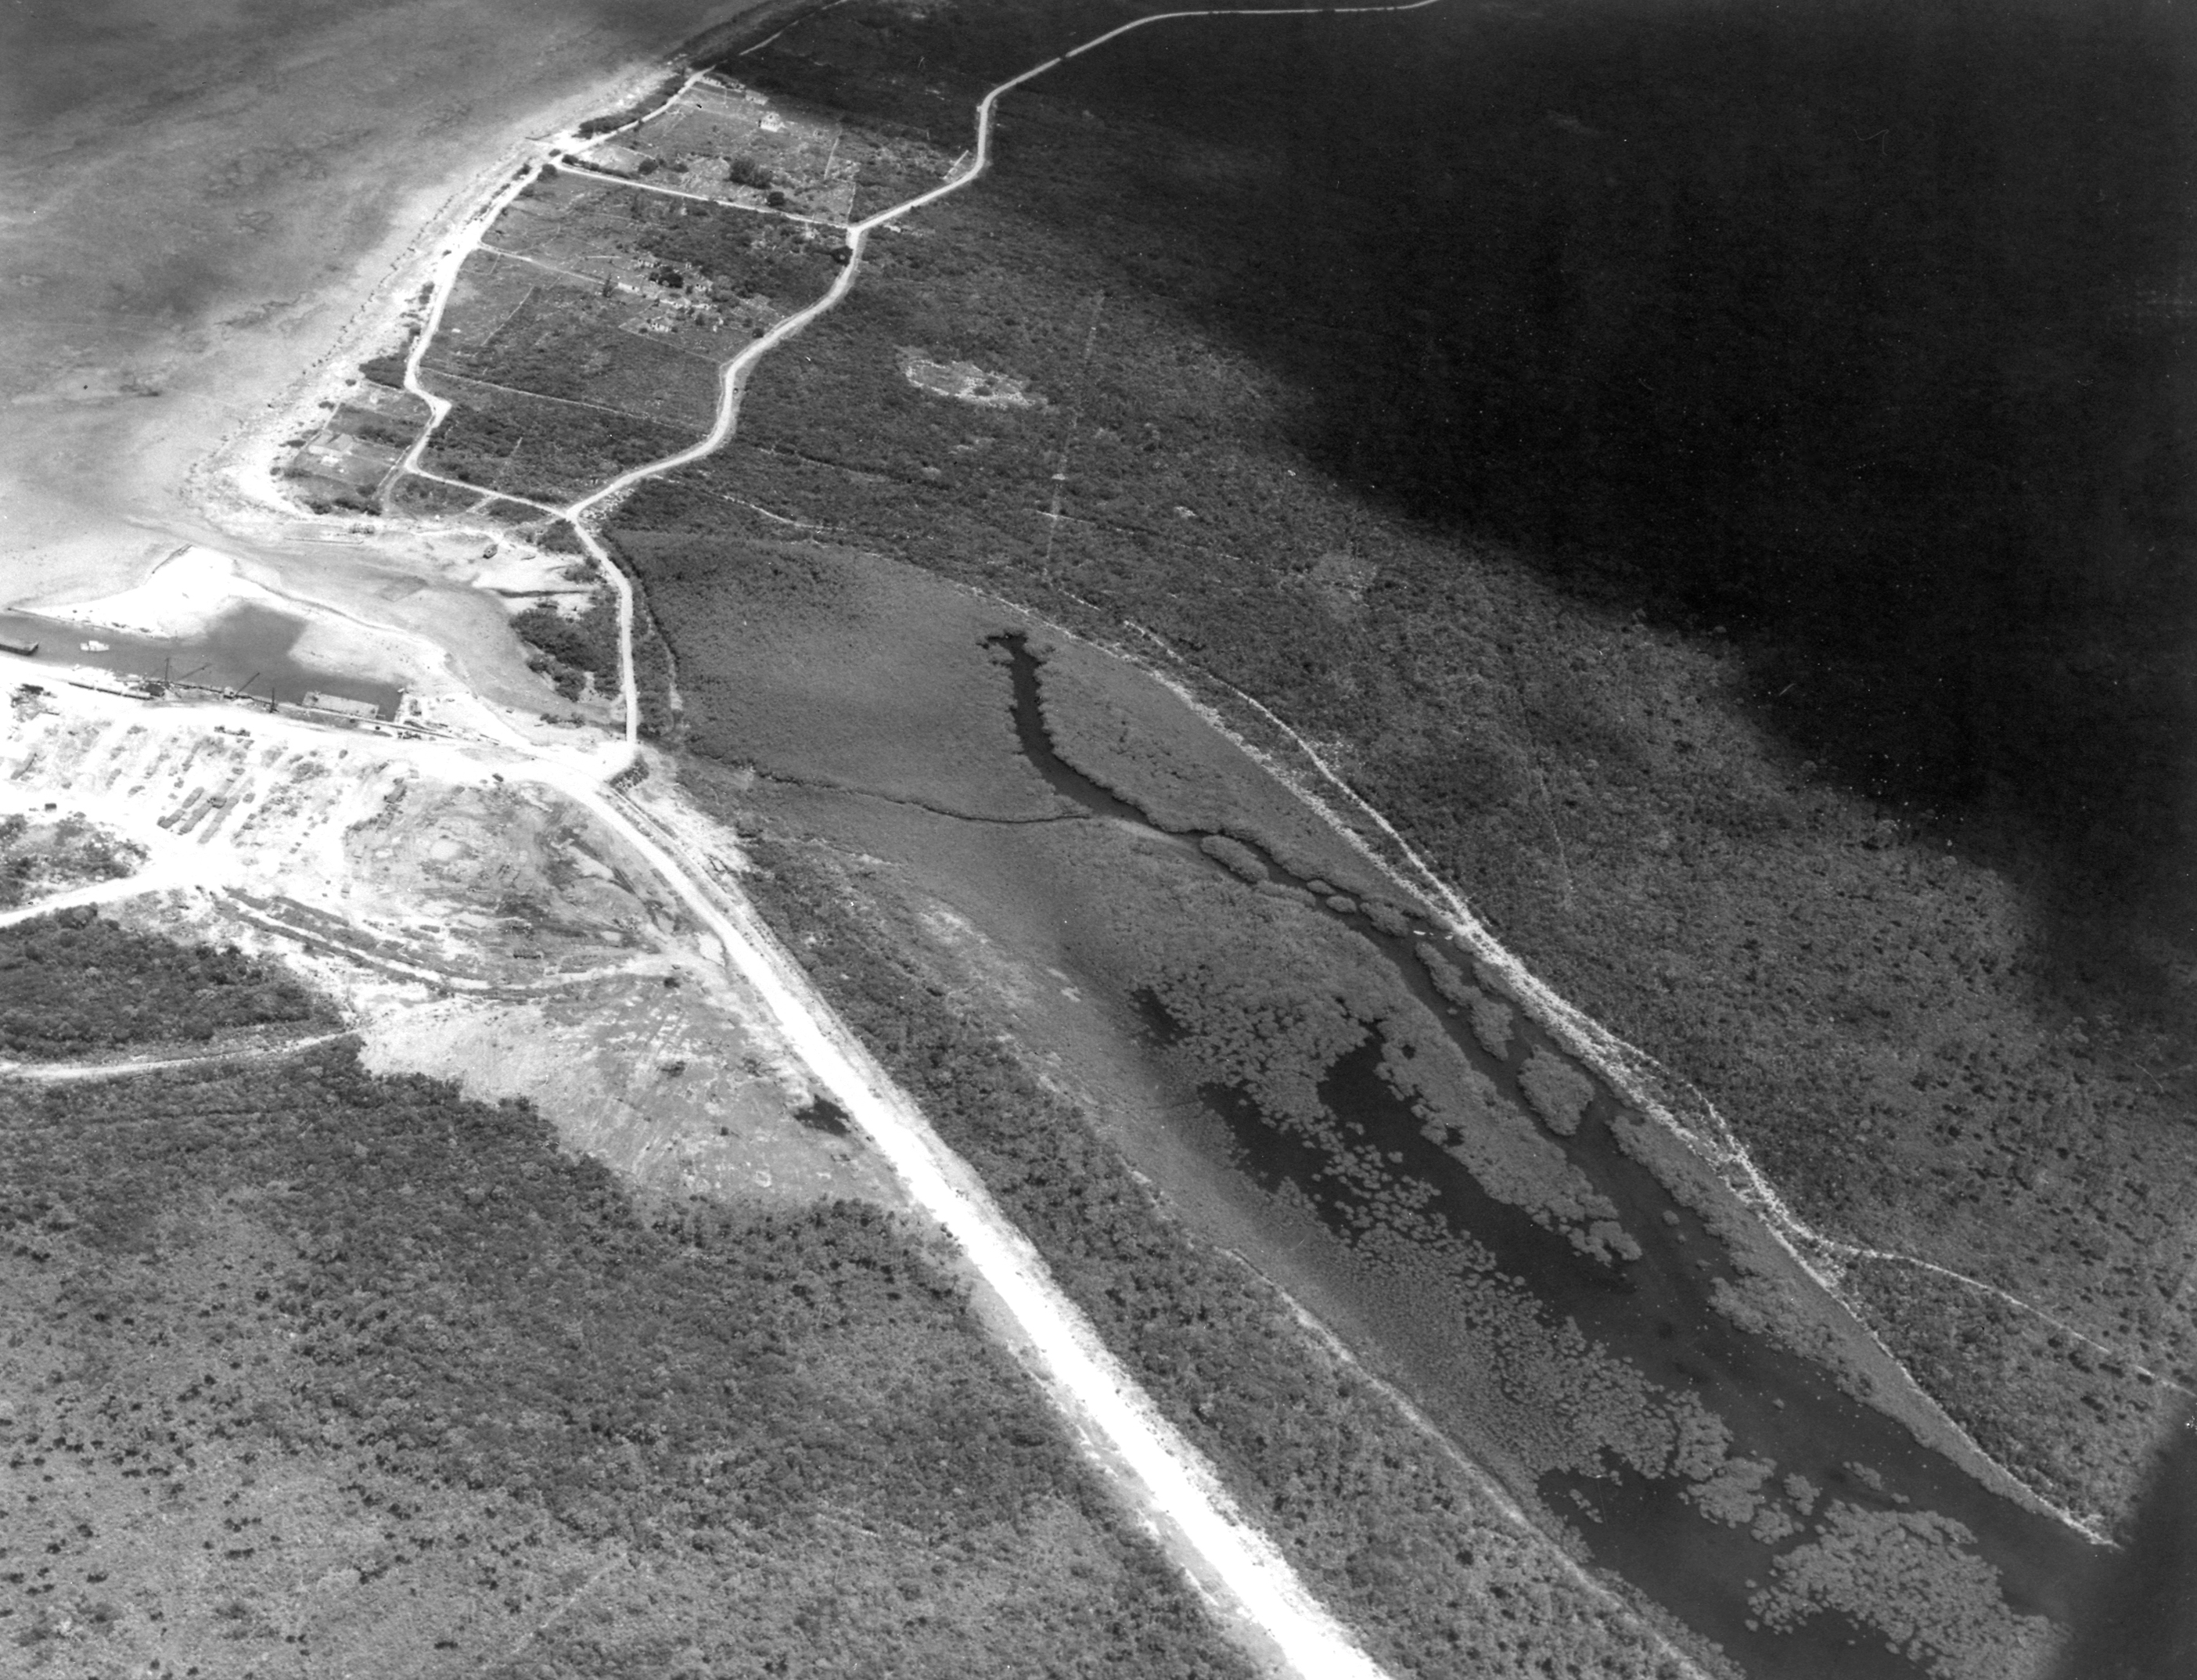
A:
0,635,39,657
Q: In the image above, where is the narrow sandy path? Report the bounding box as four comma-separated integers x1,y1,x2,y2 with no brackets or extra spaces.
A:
0,866,203,931
0,1030,355,1085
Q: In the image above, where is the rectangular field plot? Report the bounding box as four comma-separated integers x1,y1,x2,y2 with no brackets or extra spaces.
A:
428,250,559,363
329,401,424,452
842,121,959,222
344,382,431,423
424,283,721,431
488,172,642,269
386,471,494,521
477,178,840,350
419,389,689,507
581,77,858,223
289,431,399,491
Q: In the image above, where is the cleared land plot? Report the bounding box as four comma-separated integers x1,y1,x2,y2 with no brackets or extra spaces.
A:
327,400,422,451
427,247,553,363
595,77,857,222
489,171,640,267
474,174,841,347
343,382,428,420
292,433,399,489
282,387,429,506
424,283,721,431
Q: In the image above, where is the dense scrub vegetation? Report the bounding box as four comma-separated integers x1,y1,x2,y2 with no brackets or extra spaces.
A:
731,827,1700,1680
621,0,2197,1530
0,1033,1254,1676
0,906,325,1058
511,592,621,703
420,399,687,506
631,202,840,306
1843,1257,2177,1521
0,811,142,912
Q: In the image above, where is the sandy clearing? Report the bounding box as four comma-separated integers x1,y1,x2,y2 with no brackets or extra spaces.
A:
41,546,279,641
0,1031,355,1085
0,680,886,1188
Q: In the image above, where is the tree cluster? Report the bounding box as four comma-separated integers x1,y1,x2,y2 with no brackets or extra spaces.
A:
2,1023,1253,1678
0,907,325,1058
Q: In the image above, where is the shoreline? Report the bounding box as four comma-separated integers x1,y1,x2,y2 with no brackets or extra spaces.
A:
5,0,804,630
196,0,836,559
3,0,823,767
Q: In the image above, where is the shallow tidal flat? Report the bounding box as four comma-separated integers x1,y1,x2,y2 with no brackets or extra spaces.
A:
630,527,2089,1678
